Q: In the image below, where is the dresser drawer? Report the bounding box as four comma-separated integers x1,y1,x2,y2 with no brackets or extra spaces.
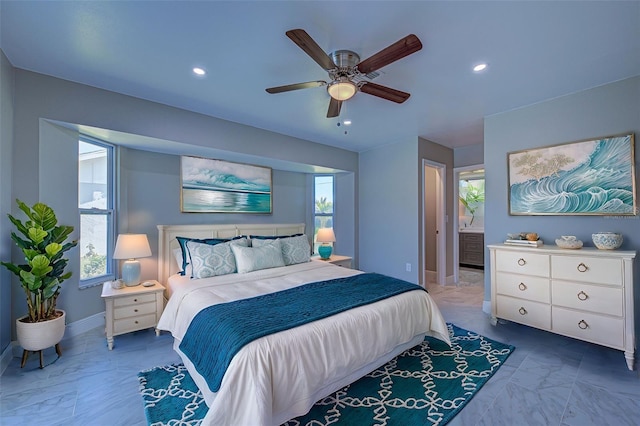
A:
551,256,622,286
496,295,551,330
113,292,157,307
113,313,158,335
495,251,549,277
496,272,550,303
552,281,623,316
552,307,624,349
114,302,158,320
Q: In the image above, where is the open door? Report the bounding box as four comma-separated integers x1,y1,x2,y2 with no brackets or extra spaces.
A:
422,160,446,286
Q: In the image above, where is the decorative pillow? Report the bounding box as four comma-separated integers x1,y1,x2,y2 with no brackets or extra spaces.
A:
173,248,184,271
187,238,250,279
176,236,243,275
252,234,310,265
231,239,286,274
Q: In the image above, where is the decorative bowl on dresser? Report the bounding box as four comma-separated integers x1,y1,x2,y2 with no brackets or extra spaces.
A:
488,244,636,370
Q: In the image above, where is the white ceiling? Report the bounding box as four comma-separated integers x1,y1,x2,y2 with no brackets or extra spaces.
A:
2,1,639,153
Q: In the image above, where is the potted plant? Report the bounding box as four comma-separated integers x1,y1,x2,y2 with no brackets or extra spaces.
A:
1,199,78,367
459,182,485,226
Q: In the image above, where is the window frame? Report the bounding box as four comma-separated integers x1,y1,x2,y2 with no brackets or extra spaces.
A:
313,174,335,253
78,136,116,289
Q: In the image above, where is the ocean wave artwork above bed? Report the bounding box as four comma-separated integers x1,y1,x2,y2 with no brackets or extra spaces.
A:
508,134,636,215
181,155,272,213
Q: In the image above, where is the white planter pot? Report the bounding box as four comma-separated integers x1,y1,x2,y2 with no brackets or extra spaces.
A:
16,310,66,351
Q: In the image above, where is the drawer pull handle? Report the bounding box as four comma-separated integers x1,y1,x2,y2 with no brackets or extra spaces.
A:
517,258,526,266
134,309,138,313
577,263,588,273
135,320,139,324
577,291,588,301
518,283,527,291
134,298,138,302
578,320,588,330
518,307,527,315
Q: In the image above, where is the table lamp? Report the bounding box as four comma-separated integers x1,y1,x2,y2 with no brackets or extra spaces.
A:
316,228,336,260
113,234,152,286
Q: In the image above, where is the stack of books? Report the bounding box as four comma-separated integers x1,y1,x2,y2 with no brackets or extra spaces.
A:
504,239,543,247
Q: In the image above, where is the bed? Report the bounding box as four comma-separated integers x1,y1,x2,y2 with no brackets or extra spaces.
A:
156,223,450,426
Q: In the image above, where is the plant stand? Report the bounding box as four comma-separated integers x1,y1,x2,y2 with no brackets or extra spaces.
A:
21,343,62,369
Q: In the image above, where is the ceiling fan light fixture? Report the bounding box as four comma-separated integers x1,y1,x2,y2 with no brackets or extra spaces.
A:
327,79,357,101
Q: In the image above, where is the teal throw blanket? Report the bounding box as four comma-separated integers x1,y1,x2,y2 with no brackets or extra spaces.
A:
179,272,424,392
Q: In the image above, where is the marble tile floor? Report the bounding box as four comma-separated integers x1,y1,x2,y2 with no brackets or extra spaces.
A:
1,273,639,426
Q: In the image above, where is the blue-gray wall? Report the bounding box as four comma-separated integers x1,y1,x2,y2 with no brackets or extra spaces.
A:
454,143,483,168
484,76,640,338
5,65,358,336
0,50,15,356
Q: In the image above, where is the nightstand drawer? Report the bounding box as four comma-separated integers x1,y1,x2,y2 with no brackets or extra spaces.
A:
113,313,157,335
114,302,157,320
113,292,156,307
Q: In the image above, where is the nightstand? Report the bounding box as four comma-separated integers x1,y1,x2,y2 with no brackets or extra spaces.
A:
101,280,165,350
313,254,353,268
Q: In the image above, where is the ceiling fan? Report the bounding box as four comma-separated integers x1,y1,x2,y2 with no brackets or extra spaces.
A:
266,29,423,118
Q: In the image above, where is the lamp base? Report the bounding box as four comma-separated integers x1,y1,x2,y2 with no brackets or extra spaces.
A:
121,260,141,286
318,245,333,260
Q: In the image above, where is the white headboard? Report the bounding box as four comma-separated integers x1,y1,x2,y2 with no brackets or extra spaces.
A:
157,223,306,286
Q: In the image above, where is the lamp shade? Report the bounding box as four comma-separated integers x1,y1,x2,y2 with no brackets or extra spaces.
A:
113,234,152,260
113,234,151,287
316,228,336,243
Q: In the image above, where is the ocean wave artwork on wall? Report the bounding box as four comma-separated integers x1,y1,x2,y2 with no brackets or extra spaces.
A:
508,134,636,215
181,156,272,213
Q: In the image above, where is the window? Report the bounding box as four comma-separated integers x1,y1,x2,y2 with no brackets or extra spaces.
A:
313,175,334,253
78,137,115,287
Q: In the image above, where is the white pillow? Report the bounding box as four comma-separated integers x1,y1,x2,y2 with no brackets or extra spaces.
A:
231,239,285,273
172,247,192,276
187,238,250,279
252,234,310,265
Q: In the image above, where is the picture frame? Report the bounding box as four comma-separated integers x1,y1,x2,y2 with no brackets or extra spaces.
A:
507,133,636,215
180,156,272,213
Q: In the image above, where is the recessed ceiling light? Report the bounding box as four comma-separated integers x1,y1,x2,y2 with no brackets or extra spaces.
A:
192,67,206,76
473,63,488,72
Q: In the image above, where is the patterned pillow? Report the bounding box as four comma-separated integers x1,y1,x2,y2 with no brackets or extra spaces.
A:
187,238,250,279
231,239,286,273
252,234,310,265
176,236,243,275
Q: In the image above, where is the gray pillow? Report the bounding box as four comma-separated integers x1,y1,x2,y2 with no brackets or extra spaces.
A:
231,239,286,273
252,234,310,265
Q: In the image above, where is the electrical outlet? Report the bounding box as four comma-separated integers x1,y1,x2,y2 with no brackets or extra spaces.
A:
405,263,412,272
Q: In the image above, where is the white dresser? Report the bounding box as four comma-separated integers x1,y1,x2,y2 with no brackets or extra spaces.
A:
488,244,636,370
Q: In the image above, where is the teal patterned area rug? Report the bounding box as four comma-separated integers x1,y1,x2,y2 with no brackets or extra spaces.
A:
138,323,514,426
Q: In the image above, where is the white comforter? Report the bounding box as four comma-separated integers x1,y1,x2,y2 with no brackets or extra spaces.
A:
157,260,450,426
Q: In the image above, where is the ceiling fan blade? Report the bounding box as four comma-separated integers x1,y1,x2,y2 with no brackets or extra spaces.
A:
286,29,337,71
327,98,342,118
356,34,422,75
360,82,410,103
266,80,326,94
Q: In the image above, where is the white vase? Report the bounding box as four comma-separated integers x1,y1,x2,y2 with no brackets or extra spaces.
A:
16,310,66,351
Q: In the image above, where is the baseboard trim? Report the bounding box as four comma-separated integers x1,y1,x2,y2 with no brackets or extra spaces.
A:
65,311,105,338
482,300,491,315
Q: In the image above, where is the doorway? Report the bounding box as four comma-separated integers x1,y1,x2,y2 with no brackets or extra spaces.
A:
453,164,485,284
422,160,446,286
